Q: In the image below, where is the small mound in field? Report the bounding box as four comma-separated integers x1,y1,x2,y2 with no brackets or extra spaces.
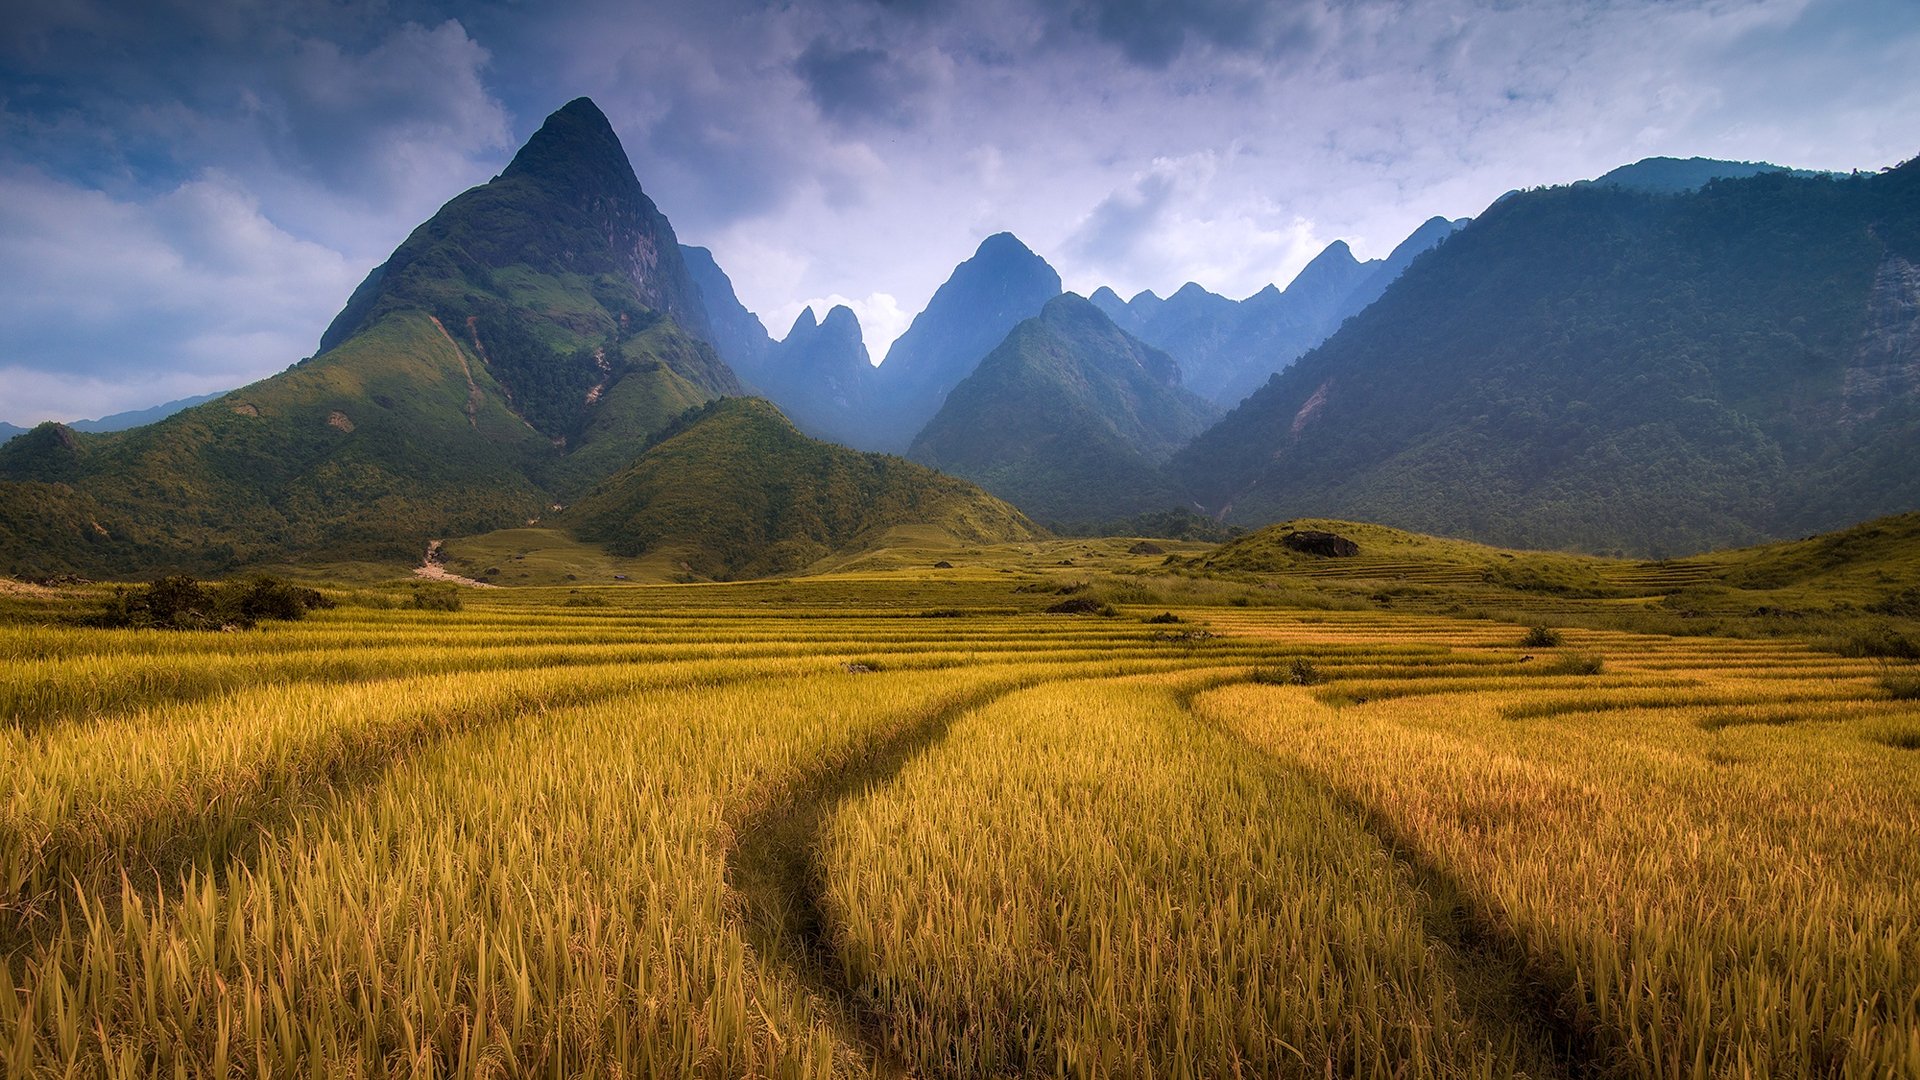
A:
1129,541,1166,555
1045,597,1115,616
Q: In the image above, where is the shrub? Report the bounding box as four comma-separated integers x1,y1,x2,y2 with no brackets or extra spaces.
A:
1541,653,1604,676
1045,597,1115,616
90,574,331,630
1879,673,1920,701
1251,659,1321,686
1520,625,1564,648
410,584,465,612
1145,612,1183,624
222,576,332,623
1831,626,1920,659
562,594,612,608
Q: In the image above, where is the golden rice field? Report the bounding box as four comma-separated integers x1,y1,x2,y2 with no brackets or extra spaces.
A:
2,577,1917,1077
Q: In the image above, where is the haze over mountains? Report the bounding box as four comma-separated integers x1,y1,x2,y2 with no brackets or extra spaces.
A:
0,95,1913,574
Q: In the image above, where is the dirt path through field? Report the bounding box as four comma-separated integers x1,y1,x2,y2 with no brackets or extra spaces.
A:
413,540,499,588
726,678,1029,1077
1195,684,1602,1080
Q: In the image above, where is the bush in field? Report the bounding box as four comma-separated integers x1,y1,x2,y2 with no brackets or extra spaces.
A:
92,574,330,630
1541,652,1605,676
1520,625,1564,648
1832,625,1920,659
1251,659,1321,686
410,584,465,612
1880,673,1920,700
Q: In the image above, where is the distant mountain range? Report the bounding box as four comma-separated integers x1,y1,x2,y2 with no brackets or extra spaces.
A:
0,392,225,443
3,123,1913,574
1091,216,1466,406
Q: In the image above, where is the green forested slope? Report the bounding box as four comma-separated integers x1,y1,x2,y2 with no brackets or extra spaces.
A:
569,398,1041,579
1175,159,1920,556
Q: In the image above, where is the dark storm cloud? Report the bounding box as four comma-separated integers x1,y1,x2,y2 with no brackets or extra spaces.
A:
1046,0,1322,68
795,38,932,127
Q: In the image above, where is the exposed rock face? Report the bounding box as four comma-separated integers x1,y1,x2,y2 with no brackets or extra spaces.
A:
1282,530,1359,557
1843,252,1920,426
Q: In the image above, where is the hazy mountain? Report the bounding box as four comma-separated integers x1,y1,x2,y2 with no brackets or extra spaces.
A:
750,305,879,446
0,392,227,444
868,232,1063,450
680,244,775,381
1174,158,1920,557
909,294,1219,523
568,396,1040,579
1092,217,1467,407
0,97,742,576
1586,156,1831,194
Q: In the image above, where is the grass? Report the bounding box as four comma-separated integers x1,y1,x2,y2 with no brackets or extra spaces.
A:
1,560,1916,1076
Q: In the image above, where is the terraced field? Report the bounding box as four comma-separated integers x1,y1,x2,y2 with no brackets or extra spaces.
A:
3,576,1916,1077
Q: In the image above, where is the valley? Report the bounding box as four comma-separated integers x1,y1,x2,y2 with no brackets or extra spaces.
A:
2,523,1916,1076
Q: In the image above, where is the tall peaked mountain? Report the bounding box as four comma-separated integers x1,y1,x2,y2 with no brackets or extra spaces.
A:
909,294,1220,523
1091,216,1466,407
568,397,1040,579
868,232,1063,450
0,97,744,576
1174,157,1920,557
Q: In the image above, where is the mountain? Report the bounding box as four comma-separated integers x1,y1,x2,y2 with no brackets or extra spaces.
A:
0,97,743,577
1092,217,1466,407
908,294,1220,524
567,397,1040,580
750,305,878,446
680,244,775,381
1586,156,1830,194
1173,158,1920,557
0,392,226,444
867,232,1063,450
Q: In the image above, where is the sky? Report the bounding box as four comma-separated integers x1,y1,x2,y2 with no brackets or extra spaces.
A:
1,0,1916,423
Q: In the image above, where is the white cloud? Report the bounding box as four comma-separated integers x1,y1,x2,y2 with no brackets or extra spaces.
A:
0,169,358,422
769,292,913,363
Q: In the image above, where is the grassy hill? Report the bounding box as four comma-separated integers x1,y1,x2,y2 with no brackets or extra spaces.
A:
567,397,1043,580
1173,512,1920,650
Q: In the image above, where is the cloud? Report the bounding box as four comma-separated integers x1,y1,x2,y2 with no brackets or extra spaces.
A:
0,169,358,422
772,292,913,361
1042,0,1328,68
795,38,935,128
5,0,1920,420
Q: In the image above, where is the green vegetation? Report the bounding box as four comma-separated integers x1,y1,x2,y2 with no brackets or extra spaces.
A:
0,99,739,577
1176,159,1920,555
909,293,1218,523
89,574,331,630
568,398,1042,580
